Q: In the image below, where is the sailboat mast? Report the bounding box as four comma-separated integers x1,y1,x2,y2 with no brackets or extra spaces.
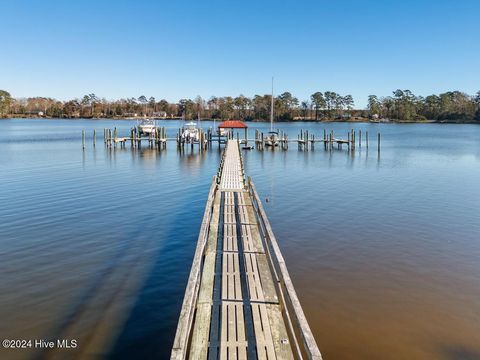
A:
270,76,274,132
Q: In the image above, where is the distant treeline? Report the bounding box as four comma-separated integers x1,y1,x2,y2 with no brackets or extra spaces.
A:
1,89,479,122
368,90,480,122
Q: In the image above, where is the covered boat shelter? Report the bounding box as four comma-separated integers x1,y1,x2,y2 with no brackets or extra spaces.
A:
218,120,248,143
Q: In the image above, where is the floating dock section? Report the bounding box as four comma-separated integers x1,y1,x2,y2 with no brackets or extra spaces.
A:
171,140,322,360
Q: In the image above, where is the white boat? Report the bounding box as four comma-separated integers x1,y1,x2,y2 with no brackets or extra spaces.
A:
182,121,200,142
138,119,157,135
265,131,279,147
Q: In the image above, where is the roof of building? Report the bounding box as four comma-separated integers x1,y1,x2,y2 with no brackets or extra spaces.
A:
218,120,248,129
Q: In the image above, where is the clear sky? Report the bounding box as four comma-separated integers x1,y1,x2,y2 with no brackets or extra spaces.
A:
1,0,479,107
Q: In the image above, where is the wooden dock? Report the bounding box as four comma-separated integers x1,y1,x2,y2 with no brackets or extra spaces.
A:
84,126,380,154
171,140,322,360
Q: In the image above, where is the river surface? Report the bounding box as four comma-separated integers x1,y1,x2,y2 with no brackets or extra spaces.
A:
0,119,479,360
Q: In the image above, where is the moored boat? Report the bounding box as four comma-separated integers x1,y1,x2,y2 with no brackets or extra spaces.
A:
264,131,279,147
138,119,157,135
182,121,200,142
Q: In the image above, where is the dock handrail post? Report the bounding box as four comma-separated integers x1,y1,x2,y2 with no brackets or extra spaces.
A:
82,130,85,149
93,129,96,147
366,131,369,149
377,132,381,154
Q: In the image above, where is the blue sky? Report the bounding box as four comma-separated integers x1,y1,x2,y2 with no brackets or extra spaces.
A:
1,0,479,107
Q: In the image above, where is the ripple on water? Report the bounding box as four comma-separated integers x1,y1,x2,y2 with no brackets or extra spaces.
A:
0,120,479,360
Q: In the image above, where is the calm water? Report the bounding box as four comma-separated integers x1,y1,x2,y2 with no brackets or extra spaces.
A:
0,119,479,360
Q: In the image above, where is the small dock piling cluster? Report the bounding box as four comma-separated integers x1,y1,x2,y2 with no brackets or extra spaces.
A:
254,129,289,150
101,127,168,149
176,127,210,152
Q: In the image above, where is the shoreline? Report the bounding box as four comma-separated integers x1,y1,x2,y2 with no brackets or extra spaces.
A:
1,116,478,124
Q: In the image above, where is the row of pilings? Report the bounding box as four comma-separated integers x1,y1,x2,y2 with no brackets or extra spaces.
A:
96,127,169,149
252,128,381,153
82,127,381,153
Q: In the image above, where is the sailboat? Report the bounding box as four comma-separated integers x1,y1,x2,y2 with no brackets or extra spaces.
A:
265,77,279,147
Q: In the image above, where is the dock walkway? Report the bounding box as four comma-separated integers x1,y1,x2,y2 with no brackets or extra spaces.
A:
172,140,322,360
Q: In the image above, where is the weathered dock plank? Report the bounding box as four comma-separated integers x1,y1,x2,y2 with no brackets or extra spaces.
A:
189,192,222,359
172,140,322,360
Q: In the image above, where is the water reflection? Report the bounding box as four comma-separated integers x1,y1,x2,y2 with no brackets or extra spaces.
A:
0,120,479,360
